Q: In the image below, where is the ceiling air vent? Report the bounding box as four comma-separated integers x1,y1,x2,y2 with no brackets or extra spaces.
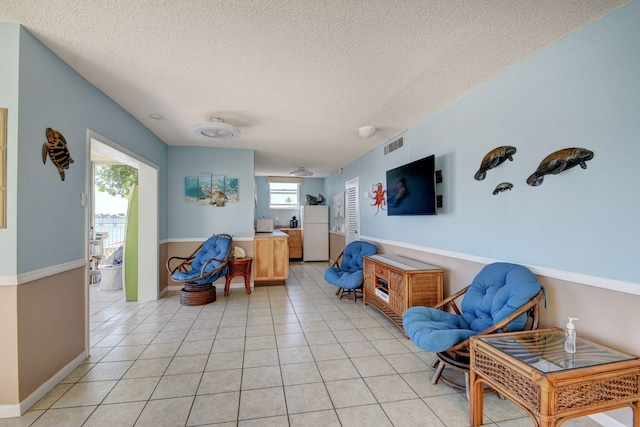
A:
384,137,403,155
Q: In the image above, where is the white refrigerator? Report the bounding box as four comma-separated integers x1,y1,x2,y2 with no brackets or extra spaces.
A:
301,205,329,261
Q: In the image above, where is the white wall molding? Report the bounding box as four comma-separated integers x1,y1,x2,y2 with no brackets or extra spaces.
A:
167,236,254,243
0,274,17,286
0,259,86,287
362,235,640,297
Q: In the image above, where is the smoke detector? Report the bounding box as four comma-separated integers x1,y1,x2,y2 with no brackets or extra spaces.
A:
358,126,376,138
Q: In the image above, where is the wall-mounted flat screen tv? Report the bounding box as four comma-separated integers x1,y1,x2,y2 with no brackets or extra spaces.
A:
386,154,437,216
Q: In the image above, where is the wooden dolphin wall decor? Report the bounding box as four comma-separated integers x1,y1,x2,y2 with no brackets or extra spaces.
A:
474,146,516,181
526,148,594,186
42,127,74,181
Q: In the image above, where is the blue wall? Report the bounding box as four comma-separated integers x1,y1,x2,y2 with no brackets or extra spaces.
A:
326,1,640,284
0,24,20,275
254,176,324,226
7,24,169,274
167,146,255,239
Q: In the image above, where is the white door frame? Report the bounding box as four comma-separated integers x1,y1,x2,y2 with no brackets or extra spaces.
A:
85,130,159,348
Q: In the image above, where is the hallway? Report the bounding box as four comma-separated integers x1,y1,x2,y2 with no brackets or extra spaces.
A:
6,262,599,426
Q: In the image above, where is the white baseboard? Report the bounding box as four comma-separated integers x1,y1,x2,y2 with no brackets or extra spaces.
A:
589,412,630,427
0,350,87,419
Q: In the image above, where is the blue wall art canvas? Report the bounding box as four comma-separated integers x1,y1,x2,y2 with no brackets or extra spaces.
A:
225,178,238,203
184,176,198,201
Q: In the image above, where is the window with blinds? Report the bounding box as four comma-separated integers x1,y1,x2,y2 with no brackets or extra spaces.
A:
269,182,299,209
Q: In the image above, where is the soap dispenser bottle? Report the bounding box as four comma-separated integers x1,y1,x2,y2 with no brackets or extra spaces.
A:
564,317,578,354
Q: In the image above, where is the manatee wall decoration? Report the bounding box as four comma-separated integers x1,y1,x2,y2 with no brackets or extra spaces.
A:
42,127,74,181
493,182,513,195
526,148,594,186
474,146,516,181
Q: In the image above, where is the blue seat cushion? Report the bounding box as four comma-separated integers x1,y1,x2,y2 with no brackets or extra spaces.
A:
171,235,231,285
324,241,377,289
403,307,477,352
324,268,364,290
402,263,541,353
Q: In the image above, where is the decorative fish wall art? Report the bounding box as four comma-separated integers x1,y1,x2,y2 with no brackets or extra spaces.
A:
526,148,594,186
474,146,517,181
306,194,325,205
493,182,513,195
42,127,74,181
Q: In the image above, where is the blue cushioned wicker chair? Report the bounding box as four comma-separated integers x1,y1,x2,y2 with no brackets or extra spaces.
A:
324,241,378,301
402,262,544,397
166,233,233,306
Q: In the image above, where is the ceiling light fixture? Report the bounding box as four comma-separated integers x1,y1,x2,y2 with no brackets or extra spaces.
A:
149,113,164,120
358,125,376,138
192,117,241,140
290,167,313,177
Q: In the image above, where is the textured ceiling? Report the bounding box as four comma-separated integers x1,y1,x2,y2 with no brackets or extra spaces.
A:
1,1,627,176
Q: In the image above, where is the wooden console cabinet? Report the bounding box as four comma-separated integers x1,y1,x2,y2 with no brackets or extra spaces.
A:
363,254,444,335
281,229,302,259
254,231,289,284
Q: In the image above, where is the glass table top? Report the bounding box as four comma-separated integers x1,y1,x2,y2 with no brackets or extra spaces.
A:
480,329,637,373
364,254,442,271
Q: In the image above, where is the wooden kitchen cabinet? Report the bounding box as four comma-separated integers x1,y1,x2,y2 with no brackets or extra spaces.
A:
363,254,444,336
254,231,289,284
281,229,302,259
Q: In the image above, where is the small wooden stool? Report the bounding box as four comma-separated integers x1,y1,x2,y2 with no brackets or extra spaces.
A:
225,257,252,296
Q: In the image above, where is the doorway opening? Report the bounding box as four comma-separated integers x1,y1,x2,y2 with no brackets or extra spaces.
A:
85,131,160,349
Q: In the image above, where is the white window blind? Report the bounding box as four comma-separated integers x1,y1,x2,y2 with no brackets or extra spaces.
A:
269,182,299,209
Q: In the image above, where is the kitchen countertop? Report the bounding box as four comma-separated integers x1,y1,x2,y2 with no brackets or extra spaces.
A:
254,230,289,237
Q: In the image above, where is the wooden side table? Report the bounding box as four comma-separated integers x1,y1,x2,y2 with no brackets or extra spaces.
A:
470,328,640,427
225,257,252,296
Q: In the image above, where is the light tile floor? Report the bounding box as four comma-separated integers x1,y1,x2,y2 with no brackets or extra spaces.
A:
4,262,602,427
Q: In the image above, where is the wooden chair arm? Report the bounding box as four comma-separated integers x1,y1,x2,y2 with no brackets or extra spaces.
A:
447,289,545,352
432,284,470,314
166,255,195,275
331,250,345,269
199,257,227,277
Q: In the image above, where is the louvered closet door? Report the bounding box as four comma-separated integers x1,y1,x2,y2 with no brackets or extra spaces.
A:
345,178,359,244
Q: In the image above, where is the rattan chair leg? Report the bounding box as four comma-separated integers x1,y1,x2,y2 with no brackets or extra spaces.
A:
464,372,470,401
431,361,445,385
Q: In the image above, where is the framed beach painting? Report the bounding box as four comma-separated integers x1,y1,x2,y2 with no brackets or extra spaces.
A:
333,191,344,218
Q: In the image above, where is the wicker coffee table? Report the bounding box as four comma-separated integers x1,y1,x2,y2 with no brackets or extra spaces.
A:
470,328,640,427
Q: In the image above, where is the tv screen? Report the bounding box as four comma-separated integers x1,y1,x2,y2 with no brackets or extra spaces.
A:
386,155,437,216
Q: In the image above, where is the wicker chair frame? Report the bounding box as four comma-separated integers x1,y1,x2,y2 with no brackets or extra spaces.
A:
430,287,545,399
328,249,364,302
166,233,233,305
